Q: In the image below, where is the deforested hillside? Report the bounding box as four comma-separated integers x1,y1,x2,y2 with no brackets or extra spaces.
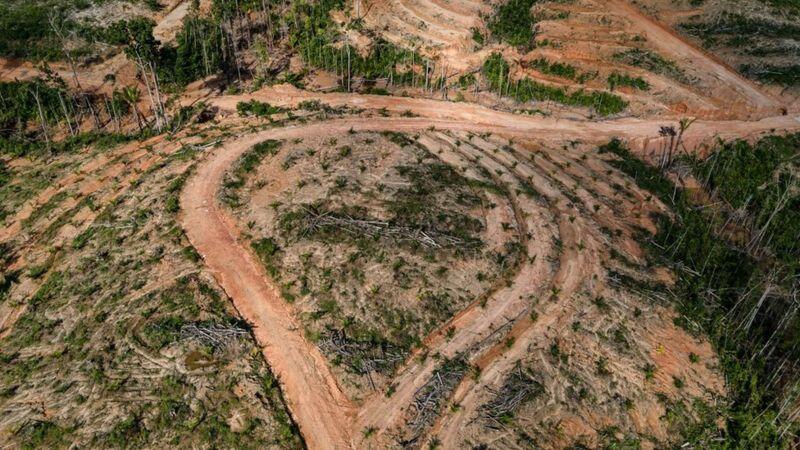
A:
1,0,799,448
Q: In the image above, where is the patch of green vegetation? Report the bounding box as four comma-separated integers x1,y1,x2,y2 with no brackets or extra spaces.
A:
458,73,476,89
158,16,227,86
19,420,72,450
0,79,67,140
1,130,141,158
236,100,287,118
242,140,282,173
527,58,579,80
0,79,148,157
0,3,74,60
681,13,800,42
613,49,689,84
471,27,485,46
483,53,628,116
221,139,282,207
740,64,800,86
20,14,227,88
0,161,11,189
252,237,282,278
692,134,800,266
607,72,650,91
114,16,230,89
600,134,800,447
287,0,437,91
488,0,539,50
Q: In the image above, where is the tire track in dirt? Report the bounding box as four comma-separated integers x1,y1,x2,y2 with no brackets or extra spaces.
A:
352,131,558,446
428,134,607,448
426,130,722,447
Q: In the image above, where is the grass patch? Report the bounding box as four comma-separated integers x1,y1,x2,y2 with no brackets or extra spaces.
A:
236,100,287,118
613,49,689,83
526,58,592,83
607,72,650,91
484,53,628,116
488,0,539,50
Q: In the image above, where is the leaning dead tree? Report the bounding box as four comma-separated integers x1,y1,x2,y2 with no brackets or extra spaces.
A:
302,208,475,249
478,364,543,429
180,323,249,347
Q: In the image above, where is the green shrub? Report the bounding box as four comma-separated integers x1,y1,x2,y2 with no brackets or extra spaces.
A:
240,140,281,173
527,58,578,80
488,0,539,50
613,49,689,83
20,420,71,450
607,72,650,91
0,4,65,60
0,79,65,136
471,27,485,45
252,237,281,277
483,53,628,116
236,100,286,117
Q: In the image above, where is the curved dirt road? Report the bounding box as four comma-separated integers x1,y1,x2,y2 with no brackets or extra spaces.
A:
181,106,800,449
210,87,799,153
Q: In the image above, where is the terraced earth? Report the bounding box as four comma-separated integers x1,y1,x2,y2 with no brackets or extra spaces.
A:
1,0,799,448
179,100,796,448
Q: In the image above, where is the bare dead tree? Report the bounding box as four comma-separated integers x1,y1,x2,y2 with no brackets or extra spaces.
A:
180,323,249,347
318,329,405,390
31,85,50,146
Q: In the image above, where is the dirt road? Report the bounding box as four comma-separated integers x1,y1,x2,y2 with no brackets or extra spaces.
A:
211,86,800,154
180,103,799,448
180,125,360,449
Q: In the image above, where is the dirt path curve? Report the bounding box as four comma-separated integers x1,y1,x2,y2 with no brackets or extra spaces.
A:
210,87,800,153
181,104,799,448
607,0,782,112
180,125,359,449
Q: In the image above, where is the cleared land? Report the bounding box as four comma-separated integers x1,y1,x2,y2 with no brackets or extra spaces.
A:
1,0,799,448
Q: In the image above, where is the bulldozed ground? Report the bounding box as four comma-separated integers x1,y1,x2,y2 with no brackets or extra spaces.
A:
1,0,800,448
211,115,728,448
224,130,521,402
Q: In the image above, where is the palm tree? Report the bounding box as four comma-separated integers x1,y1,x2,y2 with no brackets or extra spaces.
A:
121,86,144,132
